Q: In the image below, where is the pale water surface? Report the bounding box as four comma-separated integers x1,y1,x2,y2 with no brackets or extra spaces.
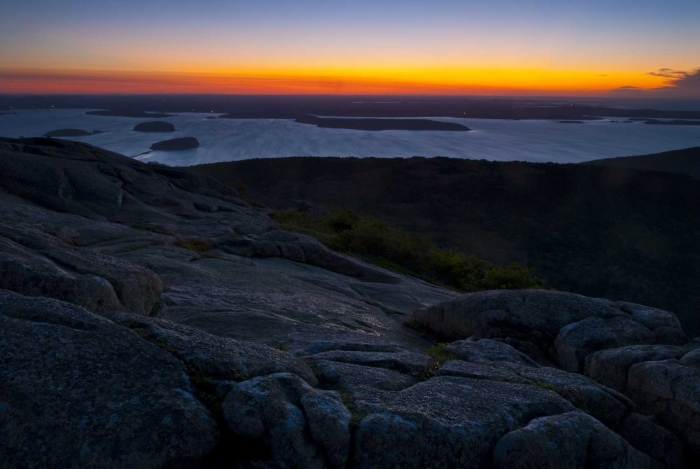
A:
1,109,698,166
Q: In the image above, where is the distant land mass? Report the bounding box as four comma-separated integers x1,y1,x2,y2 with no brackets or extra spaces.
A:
644,119,700,126
150,137,199,151
86,110,173,118
43,129,102,137
133,121,176,132
294,115,470,131
3,95,700,120
558,120,585,124
587,146,700,179
191,149,700,335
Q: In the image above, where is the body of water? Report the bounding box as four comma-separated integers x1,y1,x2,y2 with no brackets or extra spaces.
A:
0,109,698,166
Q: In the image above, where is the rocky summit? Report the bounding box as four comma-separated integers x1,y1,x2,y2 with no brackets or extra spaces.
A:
1,137,699,469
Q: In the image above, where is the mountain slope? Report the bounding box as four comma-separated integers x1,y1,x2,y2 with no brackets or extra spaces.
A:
191,154,700,336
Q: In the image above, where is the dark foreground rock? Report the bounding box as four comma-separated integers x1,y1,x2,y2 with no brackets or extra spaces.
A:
413,289,687,371
0,290,220,469
151,137,200,151
1,137,698,468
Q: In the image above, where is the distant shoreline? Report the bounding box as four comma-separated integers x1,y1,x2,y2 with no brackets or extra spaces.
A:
294,115,471,131
3,96,700,121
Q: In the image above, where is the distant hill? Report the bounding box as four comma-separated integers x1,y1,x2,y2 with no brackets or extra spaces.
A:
191,153,700,335
586,147,700,179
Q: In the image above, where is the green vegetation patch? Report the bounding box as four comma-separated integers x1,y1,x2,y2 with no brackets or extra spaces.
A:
272,207,543,293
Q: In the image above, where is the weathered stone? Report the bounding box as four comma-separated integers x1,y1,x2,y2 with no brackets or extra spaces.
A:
555,316,656,373
493,412,662,469
444,337,538,366
300,392,352,469
222,373,351,469
618,413,685,469
584,344,695,393
0,290,219,469
627,359,700,459
617,301,687,344
413,290,686,371
439,359,632,428
107,312,317,384
306,349,432,374
413,290,624,341
0,222,163,315
680,347,700,369
352,376,576,468
312,360,418,393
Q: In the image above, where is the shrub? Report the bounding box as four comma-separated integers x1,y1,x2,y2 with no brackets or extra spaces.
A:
272,207,543,293
234,179,247,197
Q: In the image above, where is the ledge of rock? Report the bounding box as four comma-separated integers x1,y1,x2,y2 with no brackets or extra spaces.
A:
412,289,687,370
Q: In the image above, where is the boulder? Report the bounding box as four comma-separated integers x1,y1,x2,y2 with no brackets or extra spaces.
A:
0,290,220,469
618,413,685,469
222,373,351,469
413,290,624,341
352,376,576,468
584,344,693,393
439,359,633,429
493,412,661,469
413,290,686,369
443,337,538,366
627,359,700,459
555,316,656,373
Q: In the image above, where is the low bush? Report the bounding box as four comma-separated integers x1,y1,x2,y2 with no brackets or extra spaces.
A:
272,207,543,292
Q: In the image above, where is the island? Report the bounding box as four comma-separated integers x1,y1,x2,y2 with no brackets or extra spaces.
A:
150,137,200,151
133,121,176,132
43,129,103,137
644,119,700,126
295,115,471,131
86,110,173,118
557,120,585,124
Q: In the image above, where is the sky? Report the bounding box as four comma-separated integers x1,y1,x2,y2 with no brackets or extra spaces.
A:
1,0,699,97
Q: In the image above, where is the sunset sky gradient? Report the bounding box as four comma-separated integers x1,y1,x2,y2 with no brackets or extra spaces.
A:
1,0,698,96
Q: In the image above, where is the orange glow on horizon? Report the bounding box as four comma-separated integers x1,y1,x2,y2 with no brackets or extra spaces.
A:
0,67,670,96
